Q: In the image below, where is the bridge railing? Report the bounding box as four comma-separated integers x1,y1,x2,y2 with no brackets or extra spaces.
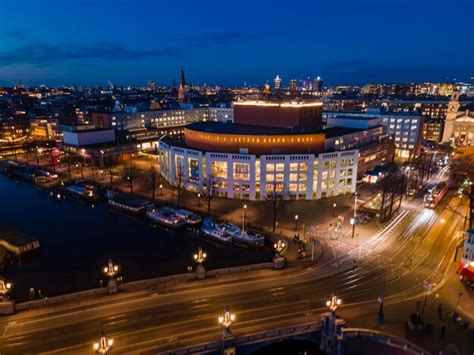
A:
341,328,431,355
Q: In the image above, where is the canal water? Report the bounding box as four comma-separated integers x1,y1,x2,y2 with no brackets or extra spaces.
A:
0,175,274,302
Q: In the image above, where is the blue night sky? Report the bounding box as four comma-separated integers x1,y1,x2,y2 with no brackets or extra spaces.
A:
0,0,473,87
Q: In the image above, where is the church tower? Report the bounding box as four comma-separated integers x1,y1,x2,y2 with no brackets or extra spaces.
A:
442,91,461,143
178,68,186,104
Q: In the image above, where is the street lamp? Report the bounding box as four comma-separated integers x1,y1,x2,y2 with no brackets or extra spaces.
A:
351,192,359,239
218,306,236,337
326,292,342,314
103,258,119,278
294,214,299,231
93,331,113,354
0,279,12,301
197,193,201,207
193,247,207,265
242,204,247,232
333,203,337,217
159,184,163,196
274,240,286,255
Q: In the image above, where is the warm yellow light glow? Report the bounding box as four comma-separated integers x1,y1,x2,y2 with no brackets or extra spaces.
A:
233,100,322,108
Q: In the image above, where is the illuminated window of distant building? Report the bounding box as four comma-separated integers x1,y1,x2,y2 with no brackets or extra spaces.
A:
211,161,228,178
276,163,285,172
299,162,308,171
290,173,298,181
289,183,298,192
266,174,275,182
276,174,284,182
266,163,275,172
233,162,250,180
322,171,328,180
290,163,298,171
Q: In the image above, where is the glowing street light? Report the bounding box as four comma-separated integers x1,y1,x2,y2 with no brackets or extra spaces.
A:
103,258,119,278
93,331,113,354
193,247,207,265
0,279,12,301
273,240,286,255
218,306,236,336
326,292,342,314
242,204,247,232
333,202,337,217
159,184,163,196
294,214,299,231
197,193,201,207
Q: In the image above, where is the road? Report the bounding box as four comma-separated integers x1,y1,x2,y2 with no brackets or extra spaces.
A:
0,191,469,354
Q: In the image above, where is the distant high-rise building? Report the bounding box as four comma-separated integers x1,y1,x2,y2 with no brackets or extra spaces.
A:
274,75,282,89
315,76,323,91
178,69,186,104
289,79,297,92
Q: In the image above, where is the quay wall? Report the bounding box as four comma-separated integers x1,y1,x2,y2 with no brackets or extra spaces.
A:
14,262,274,311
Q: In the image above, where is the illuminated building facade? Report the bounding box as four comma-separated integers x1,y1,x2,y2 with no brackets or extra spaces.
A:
159,100,358,201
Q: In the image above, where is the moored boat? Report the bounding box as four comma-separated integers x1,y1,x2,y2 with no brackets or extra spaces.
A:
175,209,202,225
146,207,186,228
107,193,151,215
221,222,265,247
200,218,232,244
64,184,100,201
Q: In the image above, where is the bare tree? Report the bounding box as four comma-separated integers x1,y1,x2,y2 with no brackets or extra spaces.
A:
108,159,118,188
148,165,159,203
201,173,214,216
123,163,137,193
268,180,286,233
175,167,185,208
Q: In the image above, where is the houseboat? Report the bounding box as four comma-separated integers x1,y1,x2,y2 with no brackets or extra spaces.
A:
107,193,151,215
146,207,186,228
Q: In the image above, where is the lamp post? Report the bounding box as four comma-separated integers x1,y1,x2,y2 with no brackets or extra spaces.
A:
326,292,342,315
273,240,286,256
218,306,236,338
351,192,359,239
193,247,207,265
0,279,12,301
242,204,247,232
197,193,201,208
159,184,163,196
194,246,207,279
93,331,113,354
294,214,299,231
103,258,119,294
103,258,119,278
333,203,337,217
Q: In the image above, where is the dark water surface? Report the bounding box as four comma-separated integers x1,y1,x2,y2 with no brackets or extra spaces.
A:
0,175,273,301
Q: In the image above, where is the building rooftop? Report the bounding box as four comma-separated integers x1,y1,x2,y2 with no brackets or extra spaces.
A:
186,121,320,135
323,126,378,138
233,100,322,108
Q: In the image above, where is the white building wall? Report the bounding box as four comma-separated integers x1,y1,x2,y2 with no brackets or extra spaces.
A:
158,143,358,201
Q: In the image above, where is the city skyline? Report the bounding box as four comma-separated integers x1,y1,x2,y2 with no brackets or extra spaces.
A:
0,0,473,87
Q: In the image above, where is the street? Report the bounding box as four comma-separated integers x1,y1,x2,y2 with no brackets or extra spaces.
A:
0,188,472,354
